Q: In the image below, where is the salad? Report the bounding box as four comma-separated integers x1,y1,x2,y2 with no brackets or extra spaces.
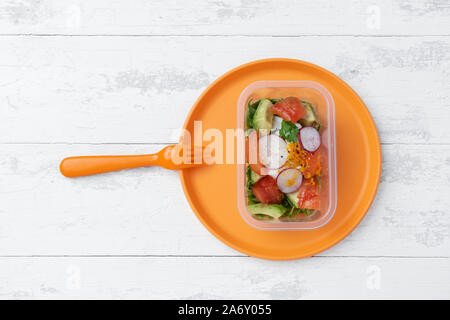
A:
245,97,324,221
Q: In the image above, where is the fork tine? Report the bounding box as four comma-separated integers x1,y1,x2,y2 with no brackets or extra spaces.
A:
180,146,205,155
175,145,208,165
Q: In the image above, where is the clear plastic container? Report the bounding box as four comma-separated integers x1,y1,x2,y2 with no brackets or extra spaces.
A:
237,81,337,230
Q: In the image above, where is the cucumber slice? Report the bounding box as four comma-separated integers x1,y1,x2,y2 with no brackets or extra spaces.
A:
249,168,261,184
286,190,300,208
253,214,274,220
299,101,321,131
253,99,273,132
247,203,287,218
246,164,261,185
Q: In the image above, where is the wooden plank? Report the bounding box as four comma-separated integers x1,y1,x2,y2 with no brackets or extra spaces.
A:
1,36,449,144
0,0,449,36
0,256,448,299
0,143,448,257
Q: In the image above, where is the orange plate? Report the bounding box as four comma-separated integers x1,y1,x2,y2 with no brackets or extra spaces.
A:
179,58,381,260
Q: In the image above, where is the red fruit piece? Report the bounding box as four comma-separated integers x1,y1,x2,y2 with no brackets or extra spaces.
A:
270,97,307,123
252,176,284,204
297,179,320,210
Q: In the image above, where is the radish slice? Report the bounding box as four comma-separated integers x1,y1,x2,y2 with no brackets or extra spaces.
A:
258,134,288,169
299,127,321,152
276,168,303,194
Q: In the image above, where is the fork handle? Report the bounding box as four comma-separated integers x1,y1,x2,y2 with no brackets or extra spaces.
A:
60,154,158,178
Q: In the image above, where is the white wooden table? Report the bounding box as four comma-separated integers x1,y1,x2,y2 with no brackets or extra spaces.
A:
0,0,449,299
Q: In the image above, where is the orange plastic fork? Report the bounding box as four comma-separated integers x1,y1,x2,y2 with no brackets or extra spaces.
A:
60,145,206,178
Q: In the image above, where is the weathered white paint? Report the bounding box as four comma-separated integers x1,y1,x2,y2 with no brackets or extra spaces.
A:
0,257,449,299
0,0,449,299
0,0,449,36
0,36,449,144
0,144,449,257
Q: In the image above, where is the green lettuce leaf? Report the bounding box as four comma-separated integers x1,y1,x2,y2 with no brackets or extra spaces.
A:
279,120,299,142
